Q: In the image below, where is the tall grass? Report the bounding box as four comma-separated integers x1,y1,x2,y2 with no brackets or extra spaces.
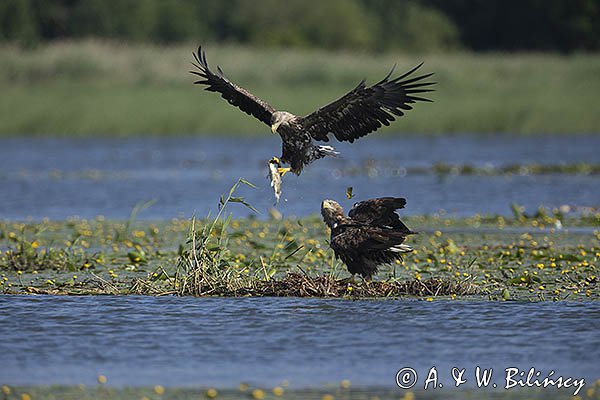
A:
1,40,599,135
174,179,258,296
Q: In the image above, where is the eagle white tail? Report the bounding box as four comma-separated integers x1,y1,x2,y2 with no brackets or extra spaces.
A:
389,244,413,253
317,145,339,157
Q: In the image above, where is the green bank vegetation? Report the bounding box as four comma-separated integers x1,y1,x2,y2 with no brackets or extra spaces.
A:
3,0,599,53
1,41,599,136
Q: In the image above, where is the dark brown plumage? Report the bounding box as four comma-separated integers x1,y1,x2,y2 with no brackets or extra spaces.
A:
191,47,435,174
321,197,416,280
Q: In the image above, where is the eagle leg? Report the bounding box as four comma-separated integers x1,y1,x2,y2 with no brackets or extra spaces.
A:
268,156,291,177
277,167,291,177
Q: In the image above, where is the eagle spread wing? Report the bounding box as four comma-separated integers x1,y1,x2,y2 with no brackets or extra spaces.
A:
191,47,276,126
299,64,435,143
348,197,413,233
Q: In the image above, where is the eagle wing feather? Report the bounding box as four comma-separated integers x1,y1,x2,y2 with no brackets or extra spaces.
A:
348,197,413,233
298,63,435,143
191,47,276,127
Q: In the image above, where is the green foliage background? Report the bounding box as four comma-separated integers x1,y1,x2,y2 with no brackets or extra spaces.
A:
1,1,599,135
1,0,599,52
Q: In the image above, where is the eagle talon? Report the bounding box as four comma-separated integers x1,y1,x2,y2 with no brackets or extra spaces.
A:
277,167,291,177
268,156,291,177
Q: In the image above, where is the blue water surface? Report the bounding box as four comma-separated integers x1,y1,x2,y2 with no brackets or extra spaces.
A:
0,295,598,388
0,134,599,219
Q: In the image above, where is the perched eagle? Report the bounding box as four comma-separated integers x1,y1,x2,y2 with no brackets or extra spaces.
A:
191,47,435,175
321,197,416,280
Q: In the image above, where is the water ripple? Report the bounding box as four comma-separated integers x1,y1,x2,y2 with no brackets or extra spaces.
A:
0,295,598,387
1,135,599,219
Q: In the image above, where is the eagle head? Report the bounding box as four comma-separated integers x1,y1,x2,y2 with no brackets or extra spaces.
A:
270,111,295,134
321,199,346,228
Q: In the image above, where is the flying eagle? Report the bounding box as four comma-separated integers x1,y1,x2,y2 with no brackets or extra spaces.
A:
191,47,435,175
321,197,416,280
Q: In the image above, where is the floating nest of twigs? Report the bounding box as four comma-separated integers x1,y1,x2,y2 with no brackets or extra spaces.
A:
232,272,481,298
21,272,481,298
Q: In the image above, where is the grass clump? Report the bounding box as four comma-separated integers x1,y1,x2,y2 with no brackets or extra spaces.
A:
174,179,259,296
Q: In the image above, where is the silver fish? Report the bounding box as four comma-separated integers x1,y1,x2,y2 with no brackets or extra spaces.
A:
268,157,283,203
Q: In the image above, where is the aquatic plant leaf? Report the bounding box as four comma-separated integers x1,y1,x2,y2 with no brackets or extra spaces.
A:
127,251,147,264
248,240,267,249
560,254,583,262
510,203,527,220
508,274,541,285
284,245,305,260
229,196,259,213
125,199,157,236
239,179,257,188
444,239,461,254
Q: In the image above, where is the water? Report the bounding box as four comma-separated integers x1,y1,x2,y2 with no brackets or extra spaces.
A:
0,295,598,388
1,134,599,220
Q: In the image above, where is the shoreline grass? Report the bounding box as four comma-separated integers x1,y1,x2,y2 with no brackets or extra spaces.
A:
1,40,599,136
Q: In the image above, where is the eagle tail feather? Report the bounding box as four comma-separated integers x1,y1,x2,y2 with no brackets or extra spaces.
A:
317,145,339,157
389,244,413,253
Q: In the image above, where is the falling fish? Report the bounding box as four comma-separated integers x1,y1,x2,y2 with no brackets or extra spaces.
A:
268,157,286,203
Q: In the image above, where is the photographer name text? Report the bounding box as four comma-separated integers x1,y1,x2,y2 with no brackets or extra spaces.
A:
395,366,585,395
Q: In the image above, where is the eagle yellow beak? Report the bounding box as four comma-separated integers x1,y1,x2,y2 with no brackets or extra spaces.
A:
271,122,280,134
